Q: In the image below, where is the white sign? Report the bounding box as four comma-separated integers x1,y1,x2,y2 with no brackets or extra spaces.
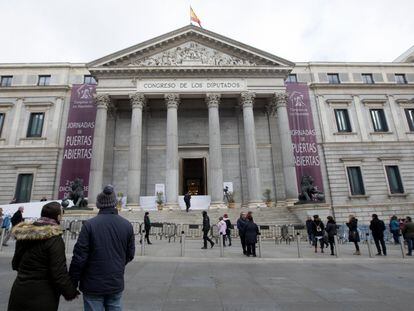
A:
137,79,246,93
178,195,211,210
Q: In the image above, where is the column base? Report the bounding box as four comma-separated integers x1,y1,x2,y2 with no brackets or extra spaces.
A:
247,201,267,209
165,203,180,210
126,203,142,211
209,202,227,209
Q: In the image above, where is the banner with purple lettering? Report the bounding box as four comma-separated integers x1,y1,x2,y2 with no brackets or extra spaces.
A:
58,84,97,199
285,83,324,202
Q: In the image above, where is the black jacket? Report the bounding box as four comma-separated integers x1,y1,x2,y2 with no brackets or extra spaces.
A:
144,215,151,230
202,215,210,232
11,210,23,227
305,219,313,234
370,218,386,238
346,218,360,242
325,221,337,237
244,221,260,244
311,220,325,237
8,222,77,311
237,218,248,235
69,208,135,295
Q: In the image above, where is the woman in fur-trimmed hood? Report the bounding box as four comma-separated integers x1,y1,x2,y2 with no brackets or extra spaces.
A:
8,202,78,311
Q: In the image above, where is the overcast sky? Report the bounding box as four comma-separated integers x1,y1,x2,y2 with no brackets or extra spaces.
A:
1,0,413,63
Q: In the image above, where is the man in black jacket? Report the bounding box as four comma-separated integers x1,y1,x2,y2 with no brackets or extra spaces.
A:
237,212,248,255
370,214,387,256
144,212,152,244
201,211,214,249
69,185,135,310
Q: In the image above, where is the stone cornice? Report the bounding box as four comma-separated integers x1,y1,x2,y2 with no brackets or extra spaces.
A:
0,85,71,92
309,82,414,90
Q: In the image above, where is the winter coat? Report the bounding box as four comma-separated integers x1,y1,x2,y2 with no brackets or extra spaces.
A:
184,194,191,205
69,208,135,295
224,218,232,232
218,220,227,235
346,218,360,242
402,222,414,239
370,218,386,238
11,210,23,227
325,221,337,237
202,215,211,232
8,221,78,311
244,221,260,244
389,219,400,231
237,217,248,235
144,215,151,230
305,219,313,234
311,220,325,237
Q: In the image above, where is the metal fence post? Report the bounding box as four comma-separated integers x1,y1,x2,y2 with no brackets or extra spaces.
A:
180,231,185,257
398,235,406,259
366,233,373,258
334,234,340,258
296,232,302,258
0,228,5,252
65,229,70,253
258,234,262,258
219,233,224,257
140,229,146,256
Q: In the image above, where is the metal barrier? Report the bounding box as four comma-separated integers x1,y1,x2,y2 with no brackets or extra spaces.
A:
179,224,203,239
210,224,220,243
69,220,84,239
0,228,5,252
163,223,177,242
180,231,185,257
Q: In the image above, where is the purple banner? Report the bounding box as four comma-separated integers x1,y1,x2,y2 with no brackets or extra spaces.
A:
58,84,97,199
285,83,324,195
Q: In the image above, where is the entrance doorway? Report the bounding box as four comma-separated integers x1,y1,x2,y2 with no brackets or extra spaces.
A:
181,158,207,195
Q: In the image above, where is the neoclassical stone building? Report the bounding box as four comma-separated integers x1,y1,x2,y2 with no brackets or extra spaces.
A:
0,25,413,222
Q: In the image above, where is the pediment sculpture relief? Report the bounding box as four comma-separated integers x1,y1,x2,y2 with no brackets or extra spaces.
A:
128,42,257,67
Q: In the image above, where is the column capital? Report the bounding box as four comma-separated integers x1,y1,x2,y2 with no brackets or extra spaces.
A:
206,93,221,108
129,92,146,109
94,93,111,109
272,92,288,108
265,99,277,116
165,93,180,109
240,92,256,108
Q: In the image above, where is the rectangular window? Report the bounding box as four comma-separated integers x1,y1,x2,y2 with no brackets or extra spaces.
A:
27,112,44,137
362,73,374,84
327,73,340,84
385,165,404,194
347,167,365,195
0,75,13,87
0,113,4,136
38,75,51,86
370,109,388,132
395,74,407,84
15,174,33,203
405,109,414,131
84,75,97,84
286,74,297,83
334,109,352,132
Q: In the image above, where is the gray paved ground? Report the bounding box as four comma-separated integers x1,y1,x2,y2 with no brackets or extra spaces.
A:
1,239,413,310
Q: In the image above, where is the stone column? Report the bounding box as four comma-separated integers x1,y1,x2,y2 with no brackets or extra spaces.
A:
88,93,111,205
165,93,180,209
272,93,298,202
240,92,265,208
206,93,226,209
127,93,146,209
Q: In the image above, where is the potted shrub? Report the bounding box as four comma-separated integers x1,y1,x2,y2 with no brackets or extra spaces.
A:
263,189,273,207
156,191,164,210
227,191,236,208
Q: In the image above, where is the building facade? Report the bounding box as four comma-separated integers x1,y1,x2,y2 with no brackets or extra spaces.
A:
0,25,413,222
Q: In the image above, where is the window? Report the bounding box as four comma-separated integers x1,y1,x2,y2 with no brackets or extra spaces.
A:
327,73,340,84
15,174,33,203
405,109,414,131
0,75,13,87
0,113,4,136
362,73,374,84
385,165,404,194
27,112,44,137
395,74,407,84
347,167,365,195
370,109,388,132
334,109,352,132
38,75,51,86
84,75,97,84
286,74,297,83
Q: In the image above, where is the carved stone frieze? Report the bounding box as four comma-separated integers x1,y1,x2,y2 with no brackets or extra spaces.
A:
129,41,256,67
206,93,221,109
164,93,180,109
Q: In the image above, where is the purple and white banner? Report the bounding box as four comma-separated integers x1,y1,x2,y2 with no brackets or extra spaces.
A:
285,83,324,195
58,84,97,199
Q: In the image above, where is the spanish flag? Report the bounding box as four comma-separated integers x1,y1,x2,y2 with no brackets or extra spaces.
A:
190,6,202,27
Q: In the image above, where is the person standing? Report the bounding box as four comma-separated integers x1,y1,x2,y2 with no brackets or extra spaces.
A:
311,215,325,253
370,214,387,256
217,216,227,247
69,185,135,311
402,216,414,256
3,206,24,246
8,202,78,311
244,214,260,257
184,192,191,212
305,216,314,245
389,215,400,244
237,212,248,255
325,216,337,256
223,213,232,246
346,214,361,255
144,212,152,245
201,211,214,249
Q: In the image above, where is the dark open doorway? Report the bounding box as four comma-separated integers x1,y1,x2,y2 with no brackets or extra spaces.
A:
181,158,207,195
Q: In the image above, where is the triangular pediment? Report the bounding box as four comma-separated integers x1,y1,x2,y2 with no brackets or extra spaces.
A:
88,25,294,71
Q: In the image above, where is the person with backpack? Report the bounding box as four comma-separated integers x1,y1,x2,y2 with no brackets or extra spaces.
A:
217,216,227,247
402,216,414,256
311,215,325,253
201,211,214,249
3,206,24,246
237,212,248,255
346,214,361,255
389,215,400,244
370,214,387,256
325,216,337,256
244,214,260,257
223,213,232,246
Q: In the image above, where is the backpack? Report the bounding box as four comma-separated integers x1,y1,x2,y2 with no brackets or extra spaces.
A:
2,216,11,229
